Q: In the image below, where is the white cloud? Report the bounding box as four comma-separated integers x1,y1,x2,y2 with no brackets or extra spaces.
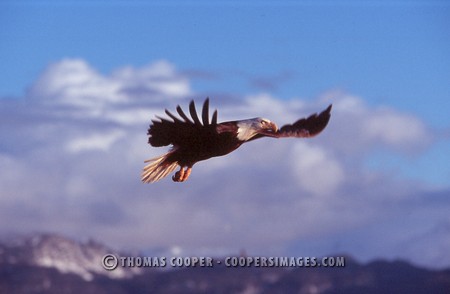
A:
1,58,448,269
29,59,125,107
66,130,126,153
291,142,344,196
323,93,433,156
27,59,193,124
112,60,192,99
364,108,430,152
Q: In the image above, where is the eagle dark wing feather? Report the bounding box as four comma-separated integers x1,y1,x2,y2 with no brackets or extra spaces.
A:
276,104,332,138
164,109,183,123
211,109,218,126
189,100,202,126
202,98,210,125
148,98,216,147
176,105,193,124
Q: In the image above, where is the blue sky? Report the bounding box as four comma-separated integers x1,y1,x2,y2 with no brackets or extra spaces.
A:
1,1,450,268
2,1,449,123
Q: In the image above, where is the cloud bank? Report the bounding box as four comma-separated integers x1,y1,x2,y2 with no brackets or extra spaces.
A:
0,58,448,269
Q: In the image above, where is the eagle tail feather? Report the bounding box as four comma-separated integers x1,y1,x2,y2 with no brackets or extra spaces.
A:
141,152,178,183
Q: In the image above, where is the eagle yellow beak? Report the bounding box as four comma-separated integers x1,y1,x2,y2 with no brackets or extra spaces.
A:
261,121,278,136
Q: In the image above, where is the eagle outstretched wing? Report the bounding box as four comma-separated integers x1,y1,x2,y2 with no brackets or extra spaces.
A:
247,104,332,141
148,98,218,147
275,104,332,138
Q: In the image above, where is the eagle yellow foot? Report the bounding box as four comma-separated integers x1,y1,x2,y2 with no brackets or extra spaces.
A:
172,167,192,182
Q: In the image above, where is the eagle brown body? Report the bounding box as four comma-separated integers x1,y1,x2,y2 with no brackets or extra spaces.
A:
142,98,332,183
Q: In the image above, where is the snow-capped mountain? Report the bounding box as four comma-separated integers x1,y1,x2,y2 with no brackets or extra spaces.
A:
0,233,140,281
1,233,449,294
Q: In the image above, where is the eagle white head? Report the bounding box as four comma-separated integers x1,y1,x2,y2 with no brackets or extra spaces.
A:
236,117,278,141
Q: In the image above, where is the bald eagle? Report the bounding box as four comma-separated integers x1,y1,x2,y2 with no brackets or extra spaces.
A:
142,98,332,183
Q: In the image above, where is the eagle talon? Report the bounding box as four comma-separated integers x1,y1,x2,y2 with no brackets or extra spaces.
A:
172,173,180,182
172,166,192,182
172,167,185,182
182,167,192,182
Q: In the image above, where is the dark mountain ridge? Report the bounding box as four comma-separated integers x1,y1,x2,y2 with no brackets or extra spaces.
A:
0,233,449,293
